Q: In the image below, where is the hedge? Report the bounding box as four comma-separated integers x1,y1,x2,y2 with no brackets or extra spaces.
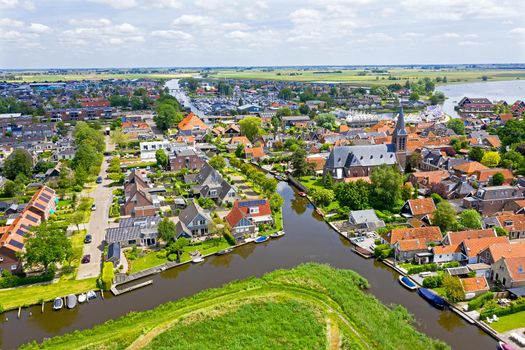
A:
480,299,525,319
467,292,494,311
407,263,438,275
0,268,55,288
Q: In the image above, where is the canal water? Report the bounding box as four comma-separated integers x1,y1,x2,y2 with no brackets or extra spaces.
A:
0,182,495,349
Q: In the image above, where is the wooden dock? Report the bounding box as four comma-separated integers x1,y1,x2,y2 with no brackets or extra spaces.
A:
111,280,153,296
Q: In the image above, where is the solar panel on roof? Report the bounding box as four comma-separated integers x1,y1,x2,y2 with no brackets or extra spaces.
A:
41,197,50,203
239,199,266,207
43,187,54,194
21,224,31,231
9,240,24,249
34,202,46,210
41,193,51,200
16,229,27,236
26,214,38,223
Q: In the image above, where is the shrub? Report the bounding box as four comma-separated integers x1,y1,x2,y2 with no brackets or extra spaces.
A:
422,275,443,288
467,292,494,311
167,253,178,262
407,263,438,275
480,298,525,319
100,262,114,291
156,249,167,259
223,231,236,245
374,244,393,259
442,261,460,269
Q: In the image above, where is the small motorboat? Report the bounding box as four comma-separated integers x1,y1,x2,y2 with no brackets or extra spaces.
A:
53,297,63,311
217,248,233,255
78,293,87,304
315,208,324,217
192,256,204,263
270,231,285,238
86,290,97,300
255,235,269,243
298,192,307,197
499,341,516,350
398,276,417,291
66,294,77,309
418,288,447,309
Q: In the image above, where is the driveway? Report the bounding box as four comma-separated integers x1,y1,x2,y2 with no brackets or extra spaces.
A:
77,136,114,280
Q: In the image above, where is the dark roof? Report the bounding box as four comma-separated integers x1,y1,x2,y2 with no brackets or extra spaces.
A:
393,106,407,136
178,201,211,226
107,242,121,260
106,226,142,243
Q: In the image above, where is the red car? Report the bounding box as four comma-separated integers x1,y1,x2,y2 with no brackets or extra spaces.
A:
81,254,91,264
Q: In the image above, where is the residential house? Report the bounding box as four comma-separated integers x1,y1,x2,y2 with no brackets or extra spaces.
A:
400,198,436,225
457,97,494,114
463,186,525,216
348,209,385,231
169,148,205,172
473,168,513,186
106,242,121,267
408,170,450,193
460,276,490,298
245,146,266,161
478,241,525,265
306,155,327,175
383,226,442,263
177,113,209,137
106,215,161,247
0,186,56,273
490,212,525,240
176,201,212,239
224,125,241,138
491,256,525,289
123,170,159,217
461,236,509,264
189,163,237,203
227,136,252,152
282,116,311,129
453,161,489,177
225,199,273,239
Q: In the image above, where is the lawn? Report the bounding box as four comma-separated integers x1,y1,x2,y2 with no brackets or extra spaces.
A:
0,278,97,311
60,229,87,281
491,310,525,333
20,263,448,350
129,238,232,274
299,176,340,213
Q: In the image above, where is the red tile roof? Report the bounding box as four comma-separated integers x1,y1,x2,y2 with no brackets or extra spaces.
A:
386,226,442,245
178,113,208,131
461,277,489,293
407,198,436,216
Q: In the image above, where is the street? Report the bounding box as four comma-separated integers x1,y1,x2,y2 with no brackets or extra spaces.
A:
76,136,113,280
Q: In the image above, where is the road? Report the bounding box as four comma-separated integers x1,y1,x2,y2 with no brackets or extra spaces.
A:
76,136,113,280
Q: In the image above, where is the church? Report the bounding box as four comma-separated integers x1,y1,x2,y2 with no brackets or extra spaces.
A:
324,107,407,179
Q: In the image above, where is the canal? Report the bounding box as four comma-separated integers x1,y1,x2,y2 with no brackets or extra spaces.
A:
0,182,495,349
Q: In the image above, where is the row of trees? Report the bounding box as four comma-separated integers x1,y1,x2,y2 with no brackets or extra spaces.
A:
153,94,183,131
71,122,105,186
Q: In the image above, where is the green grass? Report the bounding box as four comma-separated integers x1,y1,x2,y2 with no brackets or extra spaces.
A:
0,278,97,311
129,251,166,274
299,176,340,213
20,263,448,350
491,310,525,333
60,229,87,281
211,68,525,86
145,300,326,350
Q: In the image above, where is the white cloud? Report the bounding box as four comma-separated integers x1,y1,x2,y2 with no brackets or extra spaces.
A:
400,32,424,38
172,15,212,27
148,0,181,9
380,8,395,17
509,27,525,35
28,22,50,33
288,9,323,24
0,0,19,9
90,0,137,9
464,33,479,39
401,0,517,20
225,30,250,40
0,18,24,27
60,20,144,48
458,40,483,46
150,30,192,41
68,18,112,27
432,32,460,39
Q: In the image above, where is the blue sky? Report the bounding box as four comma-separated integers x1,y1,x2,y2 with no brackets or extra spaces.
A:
0,0,524,68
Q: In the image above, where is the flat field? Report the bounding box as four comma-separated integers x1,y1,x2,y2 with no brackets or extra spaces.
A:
21,263,448,350
210,68,525,85
6,72,194,83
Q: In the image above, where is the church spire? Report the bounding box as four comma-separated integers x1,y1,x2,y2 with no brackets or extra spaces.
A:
392,106,407,152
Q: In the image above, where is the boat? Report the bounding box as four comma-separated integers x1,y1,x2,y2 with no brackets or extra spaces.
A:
398,276,417,290
53,297,63,311
217,248,233,255
192,256,204,263
66,294,77,309
78,293,87,303
499,341,516,350
315,208,324,217
270,231,285,238
86,290,97,300
255,235,269,243
418,288,447,309
298,192,307,197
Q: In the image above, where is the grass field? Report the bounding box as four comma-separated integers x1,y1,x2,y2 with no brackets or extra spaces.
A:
20,263,448,350
210,68,525,85
6,72,194,83
491,310,525,333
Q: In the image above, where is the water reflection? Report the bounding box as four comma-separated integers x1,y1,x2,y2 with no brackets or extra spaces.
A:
438,310,466,332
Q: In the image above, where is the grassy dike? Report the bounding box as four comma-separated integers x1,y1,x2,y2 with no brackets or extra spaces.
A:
20,263,448,350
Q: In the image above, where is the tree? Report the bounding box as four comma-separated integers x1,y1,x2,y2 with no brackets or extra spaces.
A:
3,148,33,180
2,180,24,197
447,119,465,135
235,143,245,158
239,116,262,142
370,165,402,211
500,150,524,170
429,92,445,105
334,180,370,210
261,177,278,194
459,209,482,229
491,172,505,186
401,183,414,201
315,113,337,130
110,128,129,148
310,188,334,207
73,143,100,174
442,274,464,303
497,120,525,148
100,262,114,291
169,237,189,262
158,218,177,242
481,75,488,81
74,122,105,153
155,104,180,131
290,148,310,177
298,103,309,115
409,92,419,102
197,197,215,209
432,201,457,232
468,147,485,162
209,155,226,171
481,151,501,168
70,211,85,232
155,149,168,169
278,88,293,100
22,223,72,274
269,193,284,212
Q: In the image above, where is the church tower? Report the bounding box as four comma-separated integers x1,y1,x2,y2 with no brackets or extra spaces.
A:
392,106,407,152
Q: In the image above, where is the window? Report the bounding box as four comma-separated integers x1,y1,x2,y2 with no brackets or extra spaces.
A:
249,207,259,214
10,265,17,271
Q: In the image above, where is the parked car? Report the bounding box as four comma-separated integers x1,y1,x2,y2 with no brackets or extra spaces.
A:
81,254,91,264
91,204,97,211
84,234,92,244
96,176,102,184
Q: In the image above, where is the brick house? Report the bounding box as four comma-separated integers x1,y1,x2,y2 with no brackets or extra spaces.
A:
225,199,273,240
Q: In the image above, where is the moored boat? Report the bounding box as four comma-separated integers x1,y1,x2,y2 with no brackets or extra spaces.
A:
66,294,77,309
398,276,417,290
53,297,63,311
192,256,204,263
315,208,324,216
255,235,269,243
298,192,307,197
86,290,97,300
217,248,233,255
78,293,87,303
418,288,447,309
270,231,285,238
499,341,516,350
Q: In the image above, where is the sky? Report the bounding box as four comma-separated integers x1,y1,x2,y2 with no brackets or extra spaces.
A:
0,0,524,69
